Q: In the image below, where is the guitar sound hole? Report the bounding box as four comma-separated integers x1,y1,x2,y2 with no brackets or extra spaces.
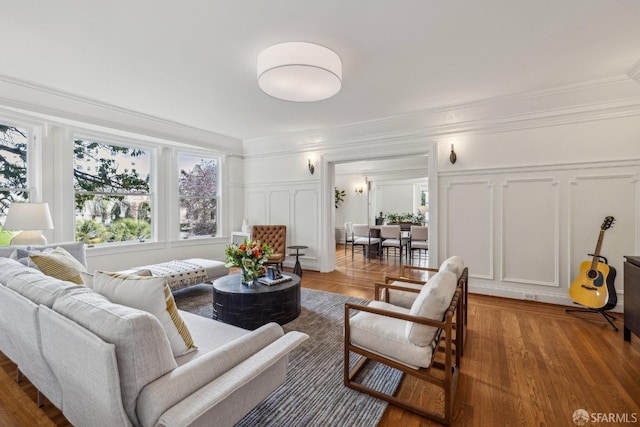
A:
587,270,598,280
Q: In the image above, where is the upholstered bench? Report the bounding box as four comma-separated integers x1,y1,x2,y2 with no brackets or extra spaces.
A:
120,258,228,292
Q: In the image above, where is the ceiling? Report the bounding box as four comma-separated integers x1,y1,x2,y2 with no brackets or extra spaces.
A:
2,1,639,141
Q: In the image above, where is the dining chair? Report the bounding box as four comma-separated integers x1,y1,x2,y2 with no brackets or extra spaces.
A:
409,225,428,262
351,224,381,260
379,225,409,264
344,222,354,255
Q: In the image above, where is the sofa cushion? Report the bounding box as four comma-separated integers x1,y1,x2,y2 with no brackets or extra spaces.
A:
1,258,79,307
52,287,177,427
406,270,457,347
93,271,197,357
0,257,38,284
29,247,87,284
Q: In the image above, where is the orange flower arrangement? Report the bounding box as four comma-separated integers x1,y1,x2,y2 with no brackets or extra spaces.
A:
225,238,273,284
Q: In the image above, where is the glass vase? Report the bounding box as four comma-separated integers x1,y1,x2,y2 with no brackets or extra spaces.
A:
240,265,257,285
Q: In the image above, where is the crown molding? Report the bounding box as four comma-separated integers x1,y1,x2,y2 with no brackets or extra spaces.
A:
244,75,640,156
438,158,640,178
0,74,242,154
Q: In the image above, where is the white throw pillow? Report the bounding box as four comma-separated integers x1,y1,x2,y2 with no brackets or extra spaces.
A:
92,271,196,356
81,268,152,289
405,270,457,347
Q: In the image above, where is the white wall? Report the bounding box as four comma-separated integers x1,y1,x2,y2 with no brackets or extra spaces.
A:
334,173,368,243
374,182,415,215
438,114,640,311
242,77,640,309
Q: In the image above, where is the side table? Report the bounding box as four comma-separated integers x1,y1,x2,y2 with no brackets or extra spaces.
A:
287,245,308,277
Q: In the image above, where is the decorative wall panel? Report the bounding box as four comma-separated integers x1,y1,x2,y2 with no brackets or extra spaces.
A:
293,189,319,259
445,180,493,279
501,178,559,286
569,173,638,294
269,190,290,227
246,191,267,226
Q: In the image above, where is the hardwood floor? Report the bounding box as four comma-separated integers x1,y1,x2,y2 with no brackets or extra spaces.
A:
1,247,639,426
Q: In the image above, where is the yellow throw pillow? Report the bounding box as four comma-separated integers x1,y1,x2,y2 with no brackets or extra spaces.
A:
29,247,86,284
92,271,196,356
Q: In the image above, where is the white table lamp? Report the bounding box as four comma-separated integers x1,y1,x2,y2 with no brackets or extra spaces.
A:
4,202,54,245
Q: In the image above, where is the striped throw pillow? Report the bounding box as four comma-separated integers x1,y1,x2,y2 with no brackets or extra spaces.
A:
92,271,196,356
29,247,86,284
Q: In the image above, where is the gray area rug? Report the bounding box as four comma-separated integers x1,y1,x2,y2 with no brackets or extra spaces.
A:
174,284,402,427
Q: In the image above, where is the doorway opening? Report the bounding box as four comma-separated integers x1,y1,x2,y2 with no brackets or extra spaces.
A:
318,142,438,272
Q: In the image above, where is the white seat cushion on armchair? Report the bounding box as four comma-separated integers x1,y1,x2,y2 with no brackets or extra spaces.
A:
349,301,436,369
406,270,457,347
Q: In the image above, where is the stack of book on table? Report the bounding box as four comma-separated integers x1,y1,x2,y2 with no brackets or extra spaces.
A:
258,274,293,286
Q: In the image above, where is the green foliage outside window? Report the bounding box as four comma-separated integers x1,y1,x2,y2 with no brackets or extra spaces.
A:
74,139,152,245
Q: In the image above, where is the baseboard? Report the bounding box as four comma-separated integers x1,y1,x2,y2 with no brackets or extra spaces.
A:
469,282,624,313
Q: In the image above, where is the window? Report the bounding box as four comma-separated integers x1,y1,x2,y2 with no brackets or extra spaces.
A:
0,124,30,222
74,138,152,245
178,154,218,238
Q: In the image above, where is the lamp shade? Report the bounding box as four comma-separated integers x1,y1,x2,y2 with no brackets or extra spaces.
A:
4,202,54,245
4,202,54,231
257,42,342,102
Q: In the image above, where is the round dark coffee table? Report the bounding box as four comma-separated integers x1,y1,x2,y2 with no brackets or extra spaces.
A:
212,273,301,330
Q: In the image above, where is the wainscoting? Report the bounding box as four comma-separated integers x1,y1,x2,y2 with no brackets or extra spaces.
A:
440,159,640,311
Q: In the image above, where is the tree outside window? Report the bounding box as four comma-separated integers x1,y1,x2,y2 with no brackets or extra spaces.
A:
178,154,218,238
74,139,152,245
0,124,30,223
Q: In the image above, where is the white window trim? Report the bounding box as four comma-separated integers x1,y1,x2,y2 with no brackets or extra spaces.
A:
174,148,223,241
72,131,159,246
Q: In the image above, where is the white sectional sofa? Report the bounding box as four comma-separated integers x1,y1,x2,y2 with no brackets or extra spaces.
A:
0,242,308,427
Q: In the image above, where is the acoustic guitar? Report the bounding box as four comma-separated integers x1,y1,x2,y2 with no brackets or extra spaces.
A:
569,216,617,310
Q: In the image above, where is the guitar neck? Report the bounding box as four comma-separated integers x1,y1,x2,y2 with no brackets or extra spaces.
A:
590,229,606,270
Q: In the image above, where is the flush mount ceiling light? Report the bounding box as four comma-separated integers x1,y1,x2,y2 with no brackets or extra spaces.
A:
257,42,342,102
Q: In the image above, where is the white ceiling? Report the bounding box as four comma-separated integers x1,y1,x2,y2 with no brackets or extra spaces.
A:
2,1,639,141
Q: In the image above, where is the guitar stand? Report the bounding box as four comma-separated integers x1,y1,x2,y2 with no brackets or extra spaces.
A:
565,306,618,332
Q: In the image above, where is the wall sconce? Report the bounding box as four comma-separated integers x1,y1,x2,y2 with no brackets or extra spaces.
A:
355,187,364,195
308,159,315,175
449,144,457,164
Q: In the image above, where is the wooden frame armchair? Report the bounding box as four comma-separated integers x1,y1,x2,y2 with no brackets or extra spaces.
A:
251,225,286,270
344,274,462,425
379,259,468,357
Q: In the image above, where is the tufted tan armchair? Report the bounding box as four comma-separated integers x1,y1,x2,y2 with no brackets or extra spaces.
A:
251,225,287,270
